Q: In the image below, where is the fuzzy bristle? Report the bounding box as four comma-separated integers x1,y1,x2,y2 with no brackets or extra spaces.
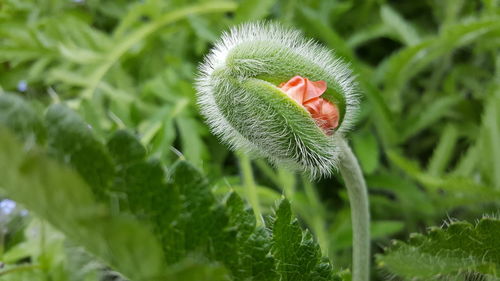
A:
196,22,359,178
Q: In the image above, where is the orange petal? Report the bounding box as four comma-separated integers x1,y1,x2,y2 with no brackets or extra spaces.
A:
279,76,307,104
303,79,326,103
304,98,339,133
279,76,327,105
279,76,338,134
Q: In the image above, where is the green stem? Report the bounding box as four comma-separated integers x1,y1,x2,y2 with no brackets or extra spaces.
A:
277,168,296,198
338,138,370,281
237,152,264,225
302,177,330,257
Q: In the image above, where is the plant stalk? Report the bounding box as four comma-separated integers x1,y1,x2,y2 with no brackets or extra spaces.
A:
238,152,264,226
302,176,330,258
338,138,370,281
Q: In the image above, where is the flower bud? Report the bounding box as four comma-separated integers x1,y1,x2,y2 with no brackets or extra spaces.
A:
196,22,358,177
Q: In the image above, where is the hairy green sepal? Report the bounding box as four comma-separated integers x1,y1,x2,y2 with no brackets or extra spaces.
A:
227,41,347,123
212,73,336,174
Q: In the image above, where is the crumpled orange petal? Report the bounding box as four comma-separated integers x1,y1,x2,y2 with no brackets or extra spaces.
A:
279,76,326,104
279,76,339,134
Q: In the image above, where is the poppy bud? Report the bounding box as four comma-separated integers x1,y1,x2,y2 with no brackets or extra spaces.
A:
196,22,358,178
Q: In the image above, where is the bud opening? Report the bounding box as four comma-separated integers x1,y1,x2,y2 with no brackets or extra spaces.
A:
278,76,340,134
196,22,359,177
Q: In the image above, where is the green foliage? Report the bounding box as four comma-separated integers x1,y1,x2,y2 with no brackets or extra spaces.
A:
0,97,340,280
1,0,499,280
45,104,115,199
272,200,338,281
0,94,44,142
377,217,500,280
0,220,103,281
0,127,167,281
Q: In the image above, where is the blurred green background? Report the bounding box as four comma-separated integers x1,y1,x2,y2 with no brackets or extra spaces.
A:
1,0,499,280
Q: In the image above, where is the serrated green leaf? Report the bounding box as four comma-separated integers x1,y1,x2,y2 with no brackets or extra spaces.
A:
224,193,277,281
169,161,216,251
377,217,500,280
242,228,278,281
272,200,337,281
107,129,146,165
107,129,183,264
45,104,114,200
0,128,167,281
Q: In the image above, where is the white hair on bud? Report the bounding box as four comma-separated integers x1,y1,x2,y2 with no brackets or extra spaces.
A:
196,22,359,178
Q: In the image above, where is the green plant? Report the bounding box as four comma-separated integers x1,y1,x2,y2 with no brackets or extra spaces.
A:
196,22,370,281
0,94,341,280
0,0,499,280
377,216,500,280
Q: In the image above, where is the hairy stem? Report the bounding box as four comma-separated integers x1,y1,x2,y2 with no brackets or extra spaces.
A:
238,152,264,225
338,138,371,281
